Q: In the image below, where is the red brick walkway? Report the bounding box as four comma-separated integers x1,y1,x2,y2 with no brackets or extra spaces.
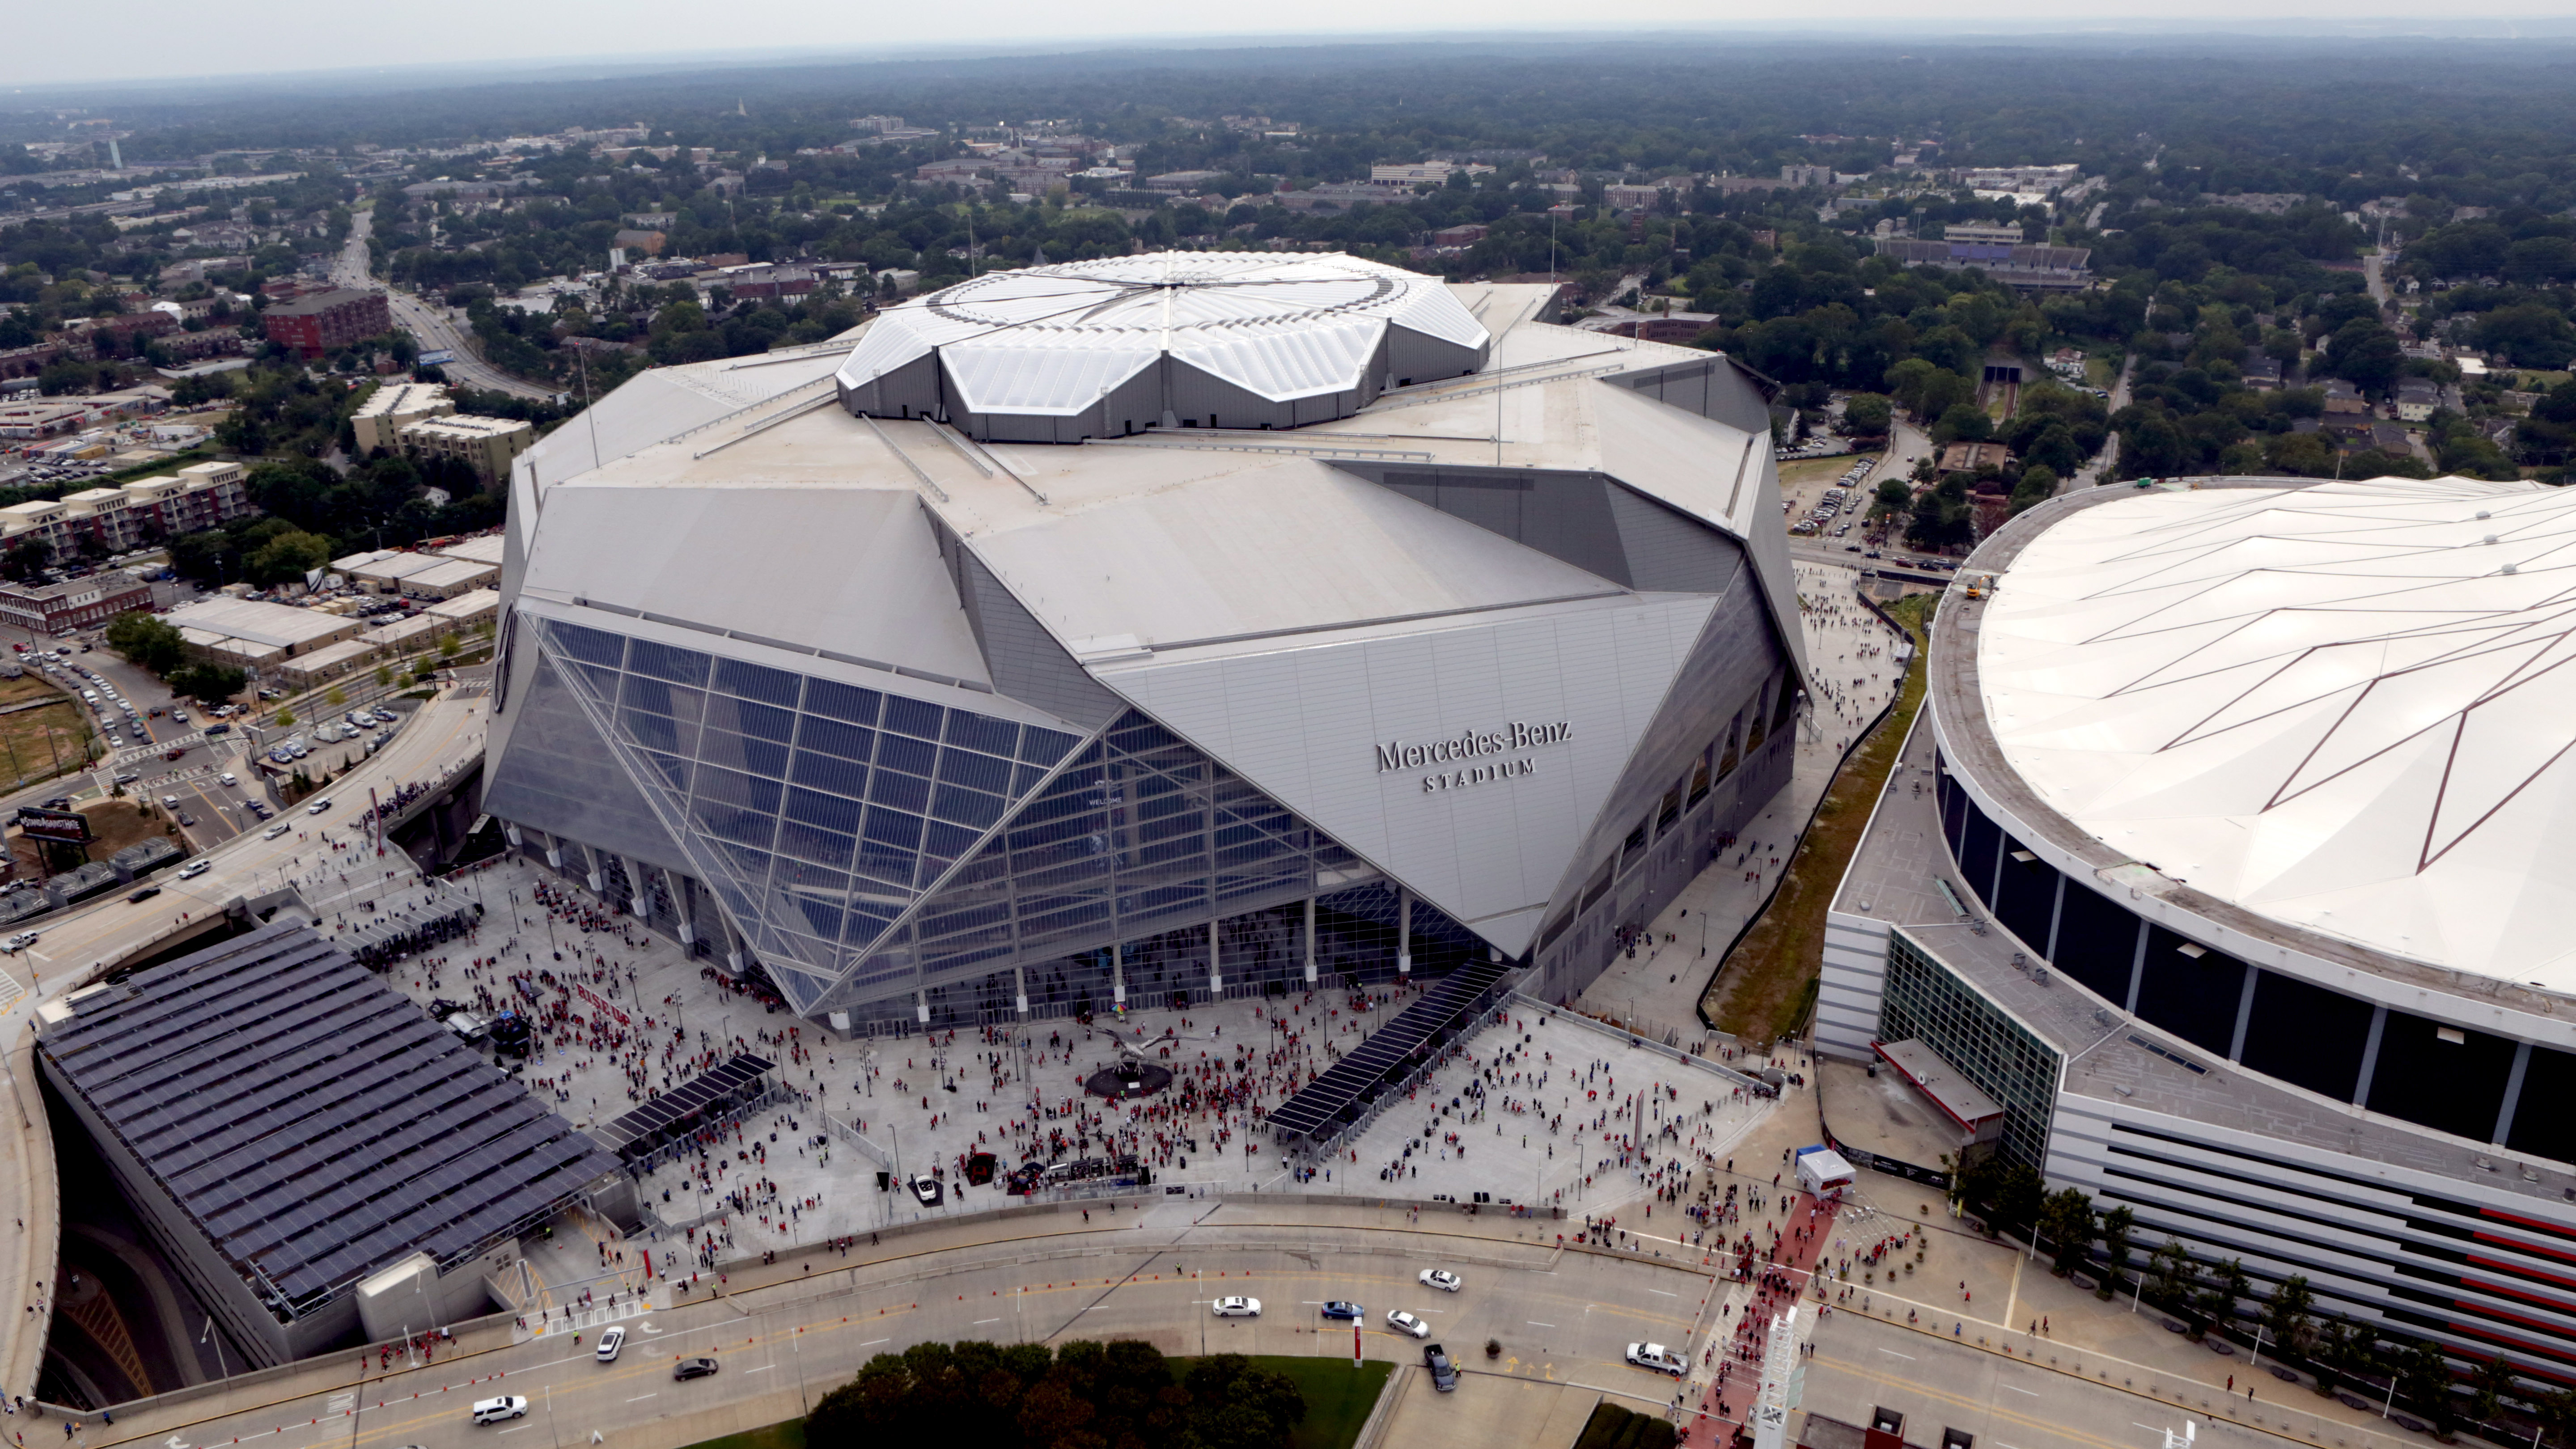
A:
1683,1187,1839,1445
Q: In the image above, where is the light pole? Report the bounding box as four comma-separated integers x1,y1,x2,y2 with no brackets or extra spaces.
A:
201,1316,228,1392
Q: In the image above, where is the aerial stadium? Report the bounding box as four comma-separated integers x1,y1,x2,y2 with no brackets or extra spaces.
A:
481,252,1809,1034
1823,475,2576,1382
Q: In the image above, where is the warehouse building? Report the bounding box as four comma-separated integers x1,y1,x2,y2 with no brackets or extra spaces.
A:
166,596,361,660
482,251,1810,1033
1822,475,2576,1385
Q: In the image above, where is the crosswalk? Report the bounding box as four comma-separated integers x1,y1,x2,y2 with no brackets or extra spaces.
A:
91,751,242,797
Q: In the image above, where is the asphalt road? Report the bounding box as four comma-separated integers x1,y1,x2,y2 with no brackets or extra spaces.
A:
93,1214,1716,1449
1801,1309,2232,1449
11,687,485,982
334,212,559,402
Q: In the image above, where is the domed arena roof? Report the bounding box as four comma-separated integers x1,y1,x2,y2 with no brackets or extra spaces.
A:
834,251,1491,442
1977,475,2576,984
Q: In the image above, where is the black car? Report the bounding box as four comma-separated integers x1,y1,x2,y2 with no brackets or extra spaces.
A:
1423,1343,1457,1393
127,886,161,903
674,1357,719,1381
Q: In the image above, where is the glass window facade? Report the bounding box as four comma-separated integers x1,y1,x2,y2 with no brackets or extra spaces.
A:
1879,928,2062,1172
504,616,1470,1022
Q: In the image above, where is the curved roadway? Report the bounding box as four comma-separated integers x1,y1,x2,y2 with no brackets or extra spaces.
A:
79,1203,1714,1449
0,685,493,1402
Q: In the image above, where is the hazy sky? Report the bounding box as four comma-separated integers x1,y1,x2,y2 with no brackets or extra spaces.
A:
7,0,2575,88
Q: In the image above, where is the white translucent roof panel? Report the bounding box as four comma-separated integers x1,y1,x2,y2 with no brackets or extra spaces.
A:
944,343,1159,417
840,251,1488,414
1979,475,2576,988
1171,314,1385,402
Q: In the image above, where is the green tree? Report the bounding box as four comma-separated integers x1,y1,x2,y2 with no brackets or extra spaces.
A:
2150,1237,2195,1309
2197,1258,2251,1337
244,529,335,588
2036,1186,2095,1275
166,663,246,708
2325,318,2404,395
105,611,188,675
2470,1352,2516,1425
1842,393,1893,436
2262,1274,2315,1362
1933,402,1991,444
2395,1335,2459,1436
326,686,348,707
275,709,296,729
2099,1206,2135,1296
2009,465,2058,514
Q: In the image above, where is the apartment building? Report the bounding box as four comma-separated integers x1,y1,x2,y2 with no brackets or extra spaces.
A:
0,461,253,558
352,382,455,455
397,413,533,481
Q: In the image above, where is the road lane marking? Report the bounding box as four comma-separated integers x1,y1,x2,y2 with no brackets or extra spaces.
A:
1647,1289,1676,1297
974,1318,1002,1325
624,1394,656,1402
2003,1384,2039,1396
861,1338,890,1346
1878,1348,1915,1360
1529,1321,1555,1328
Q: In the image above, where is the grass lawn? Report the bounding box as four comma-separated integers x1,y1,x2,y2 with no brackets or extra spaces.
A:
1236,1355,1392,1449
1702,592,1932,1041
674,1356,1388,1449
1779,454,1877,490
2085,353,2121,389
0,675,97,797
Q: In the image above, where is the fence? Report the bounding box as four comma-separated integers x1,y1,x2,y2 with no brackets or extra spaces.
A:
1515,992,1768,1093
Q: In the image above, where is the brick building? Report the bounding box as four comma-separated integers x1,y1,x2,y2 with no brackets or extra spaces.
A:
261,289,391,360
0,573,153,636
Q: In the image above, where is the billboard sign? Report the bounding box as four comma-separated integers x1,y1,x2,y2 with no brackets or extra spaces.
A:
16,807,93,845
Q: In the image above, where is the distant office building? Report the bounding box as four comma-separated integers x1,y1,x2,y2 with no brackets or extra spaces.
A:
1873,227,2092,292
262,288,390,359
1780,164,1835,187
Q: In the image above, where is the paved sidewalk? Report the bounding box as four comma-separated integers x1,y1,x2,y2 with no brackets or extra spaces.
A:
1577,561,1906,1044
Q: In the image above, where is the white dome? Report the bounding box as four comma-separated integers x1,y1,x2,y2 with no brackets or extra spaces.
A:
1979,475,2576,986
834,251,1489,442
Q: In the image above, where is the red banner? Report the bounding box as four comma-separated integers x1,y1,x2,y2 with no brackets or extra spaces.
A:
577,983,631,1027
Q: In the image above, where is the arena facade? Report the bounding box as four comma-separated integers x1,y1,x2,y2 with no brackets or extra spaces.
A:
1825,475,2576,1381
480,253,1809,1033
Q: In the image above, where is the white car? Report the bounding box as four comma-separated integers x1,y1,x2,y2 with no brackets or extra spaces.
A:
219,772,237,786
1,932,36,952
1212,1296,1261,1318
594,1326,623,1362
1385,1309,1430,1339
1627,1343,1686,1376
1418,1268,1463,1293
470,1397,528,1425
307,798,332,815
178,860,211,879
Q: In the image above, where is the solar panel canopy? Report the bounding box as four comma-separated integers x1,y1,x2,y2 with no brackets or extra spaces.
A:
38,922,620,1315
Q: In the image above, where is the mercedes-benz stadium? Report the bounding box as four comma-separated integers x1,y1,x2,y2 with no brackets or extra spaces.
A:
1825,475,2576,1382
481,252,1809,1034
